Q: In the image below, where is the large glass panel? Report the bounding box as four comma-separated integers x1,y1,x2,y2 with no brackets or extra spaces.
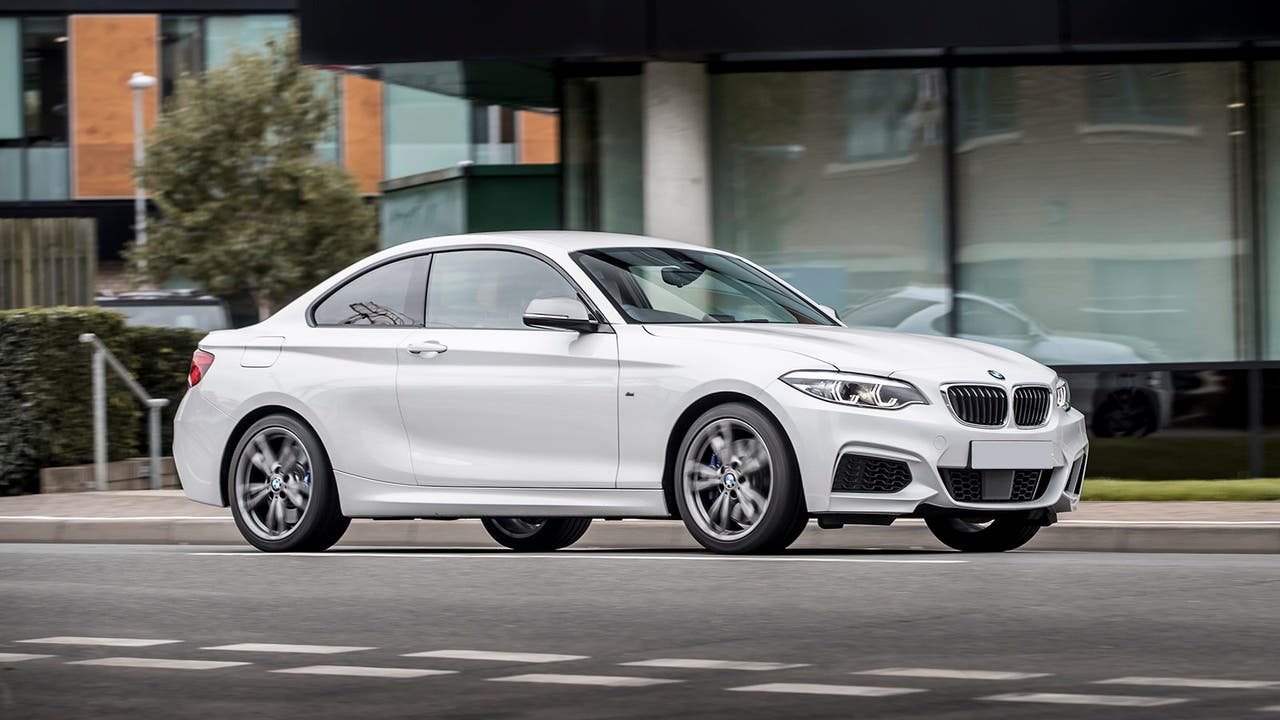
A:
956,63,1245,364
26,146,68,200
1261,62,1280,359
710,69,947,317
0,19,20,140
1062,368,1250,479
563,75,644,234
204,14,292,69
160,16,204,99
384,83,470,178
0,147,21,200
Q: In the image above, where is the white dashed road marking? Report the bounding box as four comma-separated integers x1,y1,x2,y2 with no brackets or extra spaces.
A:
272,665,458,679
403,650,587,663
982,692,1188,707
19,636,180,647
491,673,681,688
68,657,250,671
857,668,1050,681
0,653,54,662
728,683,925,697
1095,676,1279,690
1258,705,1280,712
203,643,374,655
621,658,808,671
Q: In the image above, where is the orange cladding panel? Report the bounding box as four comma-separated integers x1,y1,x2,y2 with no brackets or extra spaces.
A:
70,14,159,198
341,75,384,195
518,111,560,164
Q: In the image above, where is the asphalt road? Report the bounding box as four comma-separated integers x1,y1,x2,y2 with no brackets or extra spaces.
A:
2,544,1279,719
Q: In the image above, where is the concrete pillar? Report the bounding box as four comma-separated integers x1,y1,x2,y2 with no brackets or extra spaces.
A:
643,62,711,246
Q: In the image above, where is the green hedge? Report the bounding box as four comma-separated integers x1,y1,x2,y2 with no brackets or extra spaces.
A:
0,307,203,495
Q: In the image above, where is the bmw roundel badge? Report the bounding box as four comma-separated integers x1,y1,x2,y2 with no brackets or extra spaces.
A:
988,370,1006,380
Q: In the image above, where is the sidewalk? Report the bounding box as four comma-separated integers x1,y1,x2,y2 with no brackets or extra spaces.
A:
1,490,1277,552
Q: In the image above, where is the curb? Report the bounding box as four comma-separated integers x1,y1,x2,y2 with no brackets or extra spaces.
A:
1,517,1278,553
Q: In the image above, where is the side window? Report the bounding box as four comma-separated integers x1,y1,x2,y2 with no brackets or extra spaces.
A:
312,255,430,326
426,250,578,329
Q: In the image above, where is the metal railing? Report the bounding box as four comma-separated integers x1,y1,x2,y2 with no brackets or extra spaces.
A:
79,333,170,491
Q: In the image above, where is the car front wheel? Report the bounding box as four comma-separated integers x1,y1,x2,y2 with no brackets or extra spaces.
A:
481,517,593,551
925,514,1041,552
675,402,804,554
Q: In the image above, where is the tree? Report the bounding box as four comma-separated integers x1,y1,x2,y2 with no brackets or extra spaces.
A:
131,31,376,321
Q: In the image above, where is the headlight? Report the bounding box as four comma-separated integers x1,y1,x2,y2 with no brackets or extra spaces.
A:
782,371,927,410
1054,377,1071,410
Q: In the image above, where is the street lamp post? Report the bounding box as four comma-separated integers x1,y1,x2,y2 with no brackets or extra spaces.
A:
128,72,156,265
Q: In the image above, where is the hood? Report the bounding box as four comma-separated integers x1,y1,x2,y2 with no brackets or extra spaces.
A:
642,324,1055,384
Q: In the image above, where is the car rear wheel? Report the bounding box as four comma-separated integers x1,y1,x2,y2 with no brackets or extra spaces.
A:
925,514,1041,552
481,517,593,551
675,403,804,554
228,414,349,552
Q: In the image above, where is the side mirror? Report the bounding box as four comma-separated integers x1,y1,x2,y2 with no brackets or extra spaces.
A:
523,296,599,333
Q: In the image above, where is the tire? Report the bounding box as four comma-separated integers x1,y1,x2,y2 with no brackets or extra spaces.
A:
925,514,1041,552
481,517,592,551
777,511,811,551
228,414,350,552
674,402,804,554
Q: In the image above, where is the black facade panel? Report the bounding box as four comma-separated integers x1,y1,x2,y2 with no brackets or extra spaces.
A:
1069,0,1280,46
0,0,294,11
654,0,1060,57
298,0,647,65
0,201,133,261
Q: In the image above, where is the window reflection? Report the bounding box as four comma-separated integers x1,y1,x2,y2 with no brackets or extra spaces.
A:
956,63,1244,364
711,69,947,313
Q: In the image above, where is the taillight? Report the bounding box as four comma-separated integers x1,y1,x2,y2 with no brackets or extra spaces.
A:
189,349,215,388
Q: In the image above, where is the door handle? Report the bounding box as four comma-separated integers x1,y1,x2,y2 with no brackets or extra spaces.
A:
406,340,448,356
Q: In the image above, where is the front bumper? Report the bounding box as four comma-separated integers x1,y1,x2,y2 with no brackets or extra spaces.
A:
769,378,1089,516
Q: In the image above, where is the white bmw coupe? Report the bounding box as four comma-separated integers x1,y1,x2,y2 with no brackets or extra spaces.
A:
174,232,1088,554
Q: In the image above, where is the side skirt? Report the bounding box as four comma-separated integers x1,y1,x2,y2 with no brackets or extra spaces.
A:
335,471,671,519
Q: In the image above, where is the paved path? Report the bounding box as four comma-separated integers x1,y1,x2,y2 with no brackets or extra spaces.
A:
2,544,1279,718
0,491,1277,551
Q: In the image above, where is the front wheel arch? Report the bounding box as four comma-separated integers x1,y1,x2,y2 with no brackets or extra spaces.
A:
662,392,804,519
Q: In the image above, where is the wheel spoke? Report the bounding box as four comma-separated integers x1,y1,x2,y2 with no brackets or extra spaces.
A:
244,483,271,509
686,462,722,491
251,436,278,473
737,482,766,519
282,483,306,508
277,440,300,474
717,491,732,528
736,439,768,475
271,495,286,533
707,493,727,529
708,421,732,458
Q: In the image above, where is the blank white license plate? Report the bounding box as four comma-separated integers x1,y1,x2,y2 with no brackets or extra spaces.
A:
969,441,1055,470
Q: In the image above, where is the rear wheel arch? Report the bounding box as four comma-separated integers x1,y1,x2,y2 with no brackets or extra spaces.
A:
662,392,803,519
219,405,330,507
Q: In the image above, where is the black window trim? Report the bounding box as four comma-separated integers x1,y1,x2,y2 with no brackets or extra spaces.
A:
307,243,613,333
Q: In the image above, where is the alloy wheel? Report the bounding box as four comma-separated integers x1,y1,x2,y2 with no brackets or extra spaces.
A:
682,418,773,541
234,426,313,540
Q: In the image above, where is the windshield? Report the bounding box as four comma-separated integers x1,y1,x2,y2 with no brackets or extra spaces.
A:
573,248,835,325
104,303,231,331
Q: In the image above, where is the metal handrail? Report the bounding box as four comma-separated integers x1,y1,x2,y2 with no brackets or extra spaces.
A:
79,333,171,491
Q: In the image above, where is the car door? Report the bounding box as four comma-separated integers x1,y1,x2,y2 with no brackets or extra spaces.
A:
288,252,431,486
397,248,619,488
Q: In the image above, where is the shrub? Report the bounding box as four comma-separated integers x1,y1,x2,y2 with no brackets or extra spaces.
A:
0,307,203,495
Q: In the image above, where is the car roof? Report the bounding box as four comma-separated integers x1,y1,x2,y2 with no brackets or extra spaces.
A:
388,231,710,255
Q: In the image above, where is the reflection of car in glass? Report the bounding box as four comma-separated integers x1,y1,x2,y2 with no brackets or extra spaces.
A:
174,232,1088,556
842,287,1172,437
97,290,233,332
